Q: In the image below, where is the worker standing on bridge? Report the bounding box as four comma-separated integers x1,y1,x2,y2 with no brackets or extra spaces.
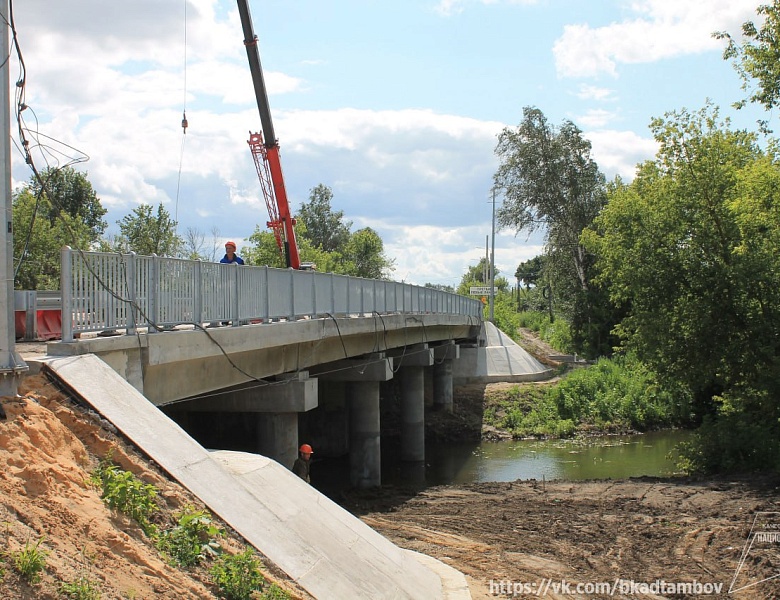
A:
220,241,245,265
293,443,313,483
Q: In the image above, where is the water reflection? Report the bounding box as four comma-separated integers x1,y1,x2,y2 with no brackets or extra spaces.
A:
314,430,693,497
422,430,692,485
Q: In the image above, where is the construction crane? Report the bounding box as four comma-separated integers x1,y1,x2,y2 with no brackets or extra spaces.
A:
236,0,302,269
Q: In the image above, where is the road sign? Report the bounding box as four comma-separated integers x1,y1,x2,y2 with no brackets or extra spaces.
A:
469,286,497,295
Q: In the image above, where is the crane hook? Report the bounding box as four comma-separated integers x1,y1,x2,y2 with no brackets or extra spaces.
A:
181,111,188,134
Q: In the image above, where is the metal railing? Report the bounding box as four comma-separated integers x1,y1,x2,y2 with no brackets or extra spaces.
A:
60,247,483,342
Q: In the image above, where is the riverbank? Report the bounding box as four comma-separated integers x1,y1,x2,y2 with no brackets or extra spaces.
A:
340,328,780,598
343,475,780,599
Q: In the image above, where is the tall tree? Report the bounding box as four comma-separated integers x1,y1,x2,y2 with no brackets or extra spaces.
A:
715,1,780,132
494,107,606,293
13,189,92,289
515,255,543,288
583,104,780,435
297,184,352,253
28,166,107,239
115,204,182,257
342,227,395,279
494,106,608,354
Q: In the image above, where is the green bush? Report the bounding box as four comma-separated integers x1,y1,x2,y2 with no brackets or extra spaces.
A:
91,454,159,536
516,311,573,353
59,576,101,599
11,537,48,584
211,548,265,600
156,506,224,567
677,404,780,475
495,355,687,439
260,583,292,599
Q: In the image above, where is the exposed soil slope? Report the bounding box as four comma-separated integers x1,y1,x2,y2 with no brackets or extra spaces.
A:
0,373,308,600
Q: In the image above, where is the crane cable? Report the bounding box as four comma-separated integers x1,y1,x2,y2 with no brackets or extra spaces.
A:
174,0,188,231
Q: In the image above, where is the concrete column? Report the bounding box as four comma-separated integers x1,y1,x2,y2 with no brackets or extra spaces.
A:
433,359,454,413
348,381,381,488
256,412,299,469
400,365,425,462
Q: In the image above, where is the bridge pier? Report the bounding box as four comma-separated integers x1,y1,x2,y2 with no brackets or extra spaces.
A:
348,381,381,488
432,341,459,413
394,344,433,462
256,412,299,469
311,355,393,488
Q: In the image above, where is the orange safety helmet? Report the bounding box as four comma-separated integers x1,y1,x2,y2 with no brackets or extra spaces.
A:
299,443,313,455
225,241,236,250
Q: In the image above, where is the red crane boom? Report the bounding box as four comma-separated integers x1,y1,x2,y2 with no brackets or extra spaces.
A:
236,0,301,269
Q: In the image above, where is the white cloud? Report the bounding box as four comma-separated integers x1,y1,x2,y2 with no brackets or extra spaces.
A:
553,0,759,78
577,109,621,129
575,85,616,102
585,129,658,181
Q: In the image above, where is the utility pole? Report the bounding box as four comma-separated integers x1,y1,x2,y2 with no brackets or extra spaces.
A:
0,0,27,400
489,189,496,322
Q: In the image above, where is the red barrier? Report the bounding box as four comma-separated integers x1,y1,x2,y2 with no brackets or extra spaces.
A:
14,311,26,340
14,309,62,341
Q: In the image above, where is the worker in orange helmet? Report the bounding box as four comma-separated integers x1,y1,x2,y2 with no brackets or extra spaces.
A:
292,443,313,483
220,241,244,265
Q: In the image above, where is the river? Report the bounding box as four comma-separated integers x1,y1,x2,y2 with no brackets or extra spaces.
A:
315,429,693,495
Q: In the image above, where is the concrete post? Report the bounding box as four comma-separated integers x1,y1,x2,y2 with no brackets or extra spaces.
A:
348,381,381,488
256,412,299,470
433,359,454,413
400,365,425,462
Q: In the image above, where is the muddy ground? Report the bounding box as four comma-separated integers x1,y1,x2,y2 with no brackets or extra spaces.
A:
344,476,780,599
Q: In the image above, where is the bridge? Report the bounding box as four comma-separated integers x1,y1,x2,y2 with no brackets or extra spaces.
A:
19,248,552,599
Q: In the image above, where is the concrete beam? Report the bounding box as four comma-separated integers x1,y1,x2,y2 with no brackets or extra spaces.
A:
389,343,433,368
182,376,318,413
433,340,460,361
310,354,394,382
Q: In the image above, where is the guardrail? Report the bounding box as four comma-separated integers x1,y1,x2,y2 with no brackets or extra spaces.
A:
60,247,483,343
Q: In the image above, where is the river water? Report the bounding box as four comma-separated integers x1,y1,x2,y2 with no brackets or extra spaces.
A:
312,430,693,495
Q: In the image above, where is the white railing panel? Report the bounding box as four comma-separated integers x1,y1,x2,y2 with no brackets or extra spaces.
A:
60,249,483,338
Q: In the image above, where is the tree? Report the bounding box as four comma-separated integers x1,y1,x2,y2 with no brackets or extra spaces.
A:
13,168,106,290
28,166,107,239
13,188,92,289
182,227,206,260
461,258,495,286
583,104,780,469
515,255,543,288
494,107,606,292
342,227,395,279
494,107,608,355
115,204,182,257
715,1,780,132
297,184,352,252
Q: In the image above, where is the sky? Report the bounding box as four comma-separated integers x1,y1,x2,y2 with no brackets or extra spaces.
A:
9,0,770,287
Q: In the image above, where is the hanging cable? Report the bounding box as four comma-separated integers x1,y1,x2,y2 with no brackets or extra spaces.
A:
174,0,188,230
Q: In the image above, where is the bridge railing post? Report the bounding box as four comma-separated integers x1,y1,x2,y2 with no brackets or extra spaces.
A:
125,252,137,336
148,254,159,334
231,263,240,326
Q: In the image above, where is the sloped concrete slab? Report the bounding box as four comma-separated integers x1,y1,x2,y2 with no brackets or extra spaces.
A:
40,354,466,600
453,322,553,384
